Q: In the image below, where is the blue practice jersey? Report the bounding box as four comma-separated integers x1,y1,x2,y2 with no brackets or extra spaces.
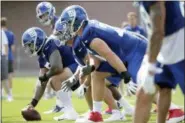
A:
38,37,75,69
75,20,146,62
139,1,184,37
4,30,15,61
124,25,147,38
72,36,88,66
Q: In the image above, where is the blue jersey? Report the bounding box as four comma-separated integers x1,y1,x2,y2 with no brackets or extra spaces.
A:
4,30,15,61
72,20,147,82
72,36,88,66
124,25,147,38
38,37,75,69
77,20,147,62
140,1,184,36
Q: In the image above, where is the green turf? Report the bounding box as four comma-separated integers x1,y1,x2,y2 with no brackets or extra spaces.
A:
2,77,184,123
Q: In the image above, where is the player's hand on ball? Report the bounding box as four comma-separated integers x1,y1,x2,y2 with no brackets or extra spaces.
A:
22,104,34,111
76,84,88,99
61,76,78,92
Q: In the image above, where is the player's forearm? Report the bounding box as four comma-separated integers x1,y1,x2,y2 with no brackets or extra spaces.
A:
148,32,163,63
46,50,63,78
106,52,127,73
31,79,47,107
148,1,165,63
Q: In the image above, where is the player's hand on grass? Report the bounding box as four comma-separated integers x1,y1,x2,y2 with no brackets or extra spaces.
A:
61,76,78,92
76,84,88,99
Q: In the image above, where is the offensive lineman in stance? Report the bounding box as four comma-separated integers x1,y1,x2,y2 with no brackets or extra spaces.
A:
21,27,79,121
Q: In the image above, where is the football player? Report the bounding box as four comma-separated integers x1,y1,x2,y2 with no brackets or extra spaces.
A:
134,1,184,123
55,5,147,122
21,27,79,121
36,1,62,113
54,20,135,122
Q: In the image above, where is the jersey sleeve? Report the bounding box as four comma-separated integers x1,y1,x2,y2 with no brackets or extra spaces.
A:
81,22,97,49
73,37,88,66
38,56,47,68
43,40,59,61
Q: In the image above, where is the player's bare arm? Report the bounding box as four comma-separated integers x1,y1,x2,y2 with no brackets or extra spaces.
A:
29,68,48,108
46,50,63,78
90,38,127,74
148,1,165,63
39,50,63,83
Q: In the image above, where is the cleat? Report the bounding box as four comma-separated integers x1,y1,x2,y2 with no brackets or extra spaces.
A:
54,109,79,121
104,110,126,122
166,109,185,123
43,105,64,114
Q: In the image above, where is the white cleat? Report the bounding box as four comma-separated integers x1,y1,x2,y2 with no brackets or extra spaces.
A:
43,105,64,114
123,107,134,116
104,110,126,122
7,95,13,102
53,109,79,121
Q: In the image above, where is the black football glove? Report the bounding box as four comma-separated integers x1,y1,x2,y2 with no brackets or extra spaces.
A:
61,76,78,92
120,71,131,84
80,63,95,78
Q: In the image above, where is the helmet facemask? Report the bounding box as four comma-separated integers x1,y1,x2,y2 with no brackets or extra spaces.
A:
53,20,74,44
36,4,56,26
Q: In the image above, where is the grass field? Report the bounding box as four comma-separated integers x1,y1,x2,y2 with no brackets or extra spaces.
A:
2,77,184,123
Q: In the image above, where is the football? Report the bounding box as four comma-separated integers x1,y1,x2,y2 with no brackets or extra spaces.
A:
21,109,41,121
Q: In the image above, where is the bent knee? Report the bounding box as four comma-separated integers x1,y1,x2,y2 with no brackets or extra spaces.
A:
50,77,61,91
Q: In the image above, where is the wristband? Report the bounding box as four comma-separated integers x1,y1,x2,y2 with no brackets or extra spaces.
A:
30,98,38,107
90,65,95,72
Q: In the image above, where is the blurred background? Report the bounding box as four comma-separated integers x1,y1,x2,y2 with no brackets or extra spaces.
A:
2,1,136,76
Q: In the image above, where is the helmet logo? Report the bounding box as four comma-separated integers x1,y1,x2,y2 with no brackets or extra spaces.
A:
28,29,37,39
67,9,76,18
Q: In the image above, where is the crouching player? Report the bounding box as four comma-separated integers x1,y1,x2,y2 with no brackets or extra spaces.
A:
55,5,147,122
36,1,63,113
21,27,79,121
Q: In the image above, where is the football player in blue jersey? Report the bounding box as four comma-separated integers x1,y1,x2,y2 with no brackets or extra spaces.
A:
54,19,133,122
134,1,185,123
36,2,58,30
21,27,79,121
54,5,147,122
36,1,63,113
